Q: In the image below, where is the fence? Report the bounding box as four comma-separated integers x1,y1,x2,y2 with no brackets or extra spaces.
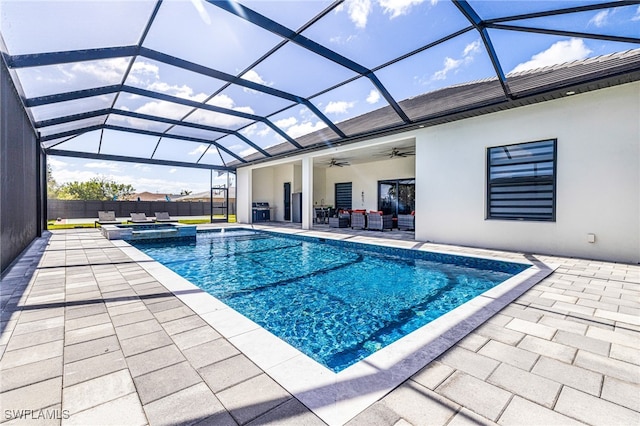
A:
47,199,236,220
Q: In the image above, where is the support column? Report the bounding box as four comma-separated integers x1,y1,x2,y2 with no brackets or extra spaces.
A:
236,167,252,224
301,157,313,230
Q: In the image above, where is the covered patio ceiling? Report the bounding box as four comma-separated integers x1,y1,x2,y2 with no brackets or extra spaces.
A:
1,0,639,172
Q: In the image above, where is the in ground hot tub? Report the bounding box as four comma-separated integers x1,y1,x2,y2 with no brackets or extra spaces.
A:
100,223,197,241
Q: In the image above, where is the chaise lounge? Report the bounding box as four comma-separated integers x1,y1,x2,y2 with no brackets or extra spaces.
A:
128,212,154,224
154,212,178,223
94,210,120,228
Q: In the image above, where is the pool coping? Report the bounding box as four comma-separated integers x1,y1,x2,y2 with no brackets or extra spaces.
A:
113,225,557,426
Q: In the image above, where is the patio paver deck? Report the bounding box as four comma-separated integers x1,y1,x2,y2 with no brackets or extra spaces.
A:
0,226,638,425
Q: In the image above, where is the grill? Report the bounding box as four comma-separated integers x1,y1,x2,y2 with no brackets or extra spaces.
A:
252,202,271,222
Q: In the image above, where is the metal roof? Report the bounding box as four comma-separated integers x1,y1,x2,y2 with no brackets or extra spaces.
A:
2,0,639,171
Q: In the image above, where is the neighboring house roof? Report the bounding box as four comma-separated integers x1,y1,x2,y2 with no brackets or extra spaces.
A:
175,189,236,201
124,192,183,202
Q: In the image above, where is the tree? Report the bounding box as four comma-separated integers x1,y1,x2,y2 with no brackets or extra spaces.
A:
56,176,135,201
46,163,59,198
180,189,192,195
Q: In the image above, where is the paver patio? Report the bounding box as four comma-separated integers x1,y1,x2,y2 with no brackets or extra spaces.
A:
0,226,638,425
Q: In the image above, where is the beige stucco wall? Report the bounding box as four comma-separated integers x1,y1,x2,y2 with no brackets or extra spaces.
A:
415,82,640,263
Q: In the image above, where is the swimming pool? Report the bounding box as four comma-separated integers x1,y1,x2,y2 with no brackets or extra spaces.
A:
132,228,529,372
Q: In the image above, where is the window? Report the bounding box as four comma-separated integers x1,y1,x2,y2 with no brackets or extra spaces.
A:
487,139,556,221
335,182,352,210
378,179,415,216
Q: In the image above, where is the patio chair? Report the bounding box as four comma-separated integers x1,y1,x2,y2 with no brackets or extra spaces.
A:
367,211,393,231
329,211,350,228
128,212,154,224
350,210,366,229
94,211,120,228
154,212,178,223
314,208,327,224
397,212,415,230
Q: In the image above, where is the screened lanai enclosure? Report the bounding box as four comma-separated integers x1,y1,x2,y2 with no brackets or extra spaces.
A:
2,0,640,271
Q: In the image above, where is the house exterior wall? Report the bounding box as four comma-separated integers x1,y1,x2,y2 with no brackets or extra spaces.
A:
415,82,640,264
235,83,638,263
324,157,415,211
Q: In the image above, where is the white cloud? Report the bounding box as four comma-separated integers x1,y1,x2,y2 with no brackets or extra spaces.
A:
84,162,120,171
257,126,271,137
431,38,480,81
285,121,328,139
208,94,255,116
132,164,151,172
324,100,356,114
510,38,592,74
275,117,297,129
241,70,269,86
169,168,177,173
225,143,244,151
366,89,381,104
128,60,160,84
146,81,208,102
136,101,193,120
240,147,258,157
48,157,68,168
329,34,357,45
52,169,103,184
463,39,481,58
344,0,372,28
632,6,640,21
70,57,131,84
432,57,462,80
379,0,425,19
188,145,208,156
183,95,255,128
588,10,609,27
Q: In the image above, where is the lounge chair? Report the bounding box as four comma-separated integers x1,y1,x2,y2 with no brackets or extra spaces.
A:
367,211,393,231
350,210,366,229
397,212,415,230
95,211,120,228
128,212,154,224
154,212,178,223
329,211,350,228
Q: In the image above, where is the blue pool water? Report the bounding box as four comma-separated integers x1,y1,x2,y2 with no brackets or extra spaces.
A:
132,229,529,372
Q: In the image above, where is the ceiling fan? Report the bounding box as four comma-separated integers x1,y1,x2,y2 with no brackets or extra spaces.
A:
387,147,415,158
327,158,350,167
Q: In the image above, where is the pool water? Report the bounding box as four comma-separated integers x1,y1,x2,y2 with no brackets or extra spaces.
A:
132,229,529,372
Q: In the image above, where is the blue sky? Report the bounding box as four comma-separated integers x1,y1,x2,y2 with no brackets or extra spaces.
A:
2,0,639,193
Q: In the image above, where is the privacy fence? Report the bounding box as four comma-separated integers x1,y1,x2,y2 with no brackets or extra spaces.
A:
47,199,236,220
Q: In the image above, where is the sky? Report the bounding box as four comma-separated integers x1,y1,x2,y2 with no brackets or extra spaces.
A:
47,156,232,195
2,0,639,194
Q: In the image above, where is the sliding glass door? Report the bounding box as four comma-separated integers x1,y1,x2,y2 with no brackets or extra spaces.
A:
378,179,415,216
